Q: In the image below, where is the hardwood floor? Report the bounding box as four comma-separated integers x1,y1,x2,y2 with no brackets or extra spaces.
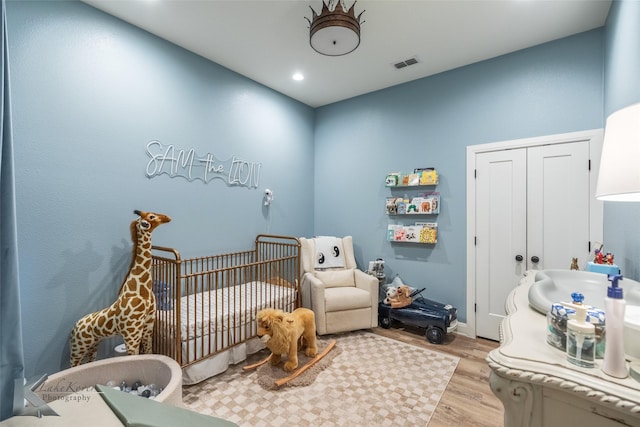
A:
372,326,504,427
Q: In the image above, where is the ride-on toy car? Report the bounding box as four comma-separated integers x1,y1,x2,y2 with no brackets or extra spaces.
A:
378,287,458,344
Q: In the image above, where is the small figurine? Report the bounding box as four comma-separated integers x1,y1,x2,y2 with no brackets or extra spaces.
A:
591,242,615,266
570,258,579,270
606,252,615,265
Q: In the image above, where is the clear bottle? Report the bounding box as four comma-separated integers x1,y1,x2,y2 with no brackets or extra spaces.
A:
602,274,628,378
565,293,595,368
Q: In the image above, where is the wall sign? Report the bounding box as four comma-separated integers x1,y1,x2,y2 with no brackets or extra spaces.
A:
145,140,261,189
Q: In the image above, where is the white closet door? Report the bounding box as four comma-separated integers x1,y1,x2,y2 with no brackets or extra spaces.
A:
475,149,527,340
527,142,591,271
475,141,591,341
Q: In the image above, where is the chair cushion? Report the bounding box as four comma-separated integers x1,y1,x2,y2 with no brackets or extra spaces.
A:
324,286,372,312
314,269,355,288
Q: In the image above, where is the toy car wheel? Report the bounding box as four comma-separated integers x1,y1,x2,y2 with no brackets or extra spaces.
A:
379,316,391,329
426,326,444,344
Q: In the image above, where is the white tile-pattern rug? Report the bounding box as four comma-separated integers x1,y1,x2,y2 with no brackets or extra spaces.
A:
183,331,459,427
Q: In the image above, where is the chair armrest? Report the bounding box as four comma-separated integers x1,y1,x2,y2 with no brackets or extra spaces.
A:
301,272,329,334
301,272,326,310
354,269,378,293
354,270,380,326
353,270,380,307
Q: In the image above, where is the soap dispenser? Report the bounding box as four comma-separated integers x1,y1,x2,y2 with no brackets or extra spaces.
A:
564,293,595,368
602,274,628,378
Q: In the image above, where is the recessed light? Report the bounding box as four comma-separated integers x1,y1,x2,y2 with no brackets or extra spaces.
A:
292,73,304,81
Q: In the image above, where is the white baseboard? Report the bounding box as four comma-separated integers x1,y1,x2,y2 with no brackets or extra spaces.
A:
453,322,471,338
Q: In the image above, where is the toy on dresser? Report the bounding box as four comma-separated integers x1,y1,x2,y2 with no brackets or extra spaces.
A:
586,244,620,276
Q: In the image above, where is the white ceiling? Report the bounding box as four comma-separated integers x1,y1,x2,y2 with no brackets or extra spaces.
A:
82,0,612,108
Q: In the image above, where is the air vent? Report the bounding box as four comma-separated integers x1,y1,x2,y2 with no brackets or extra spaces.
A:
393,56,420,70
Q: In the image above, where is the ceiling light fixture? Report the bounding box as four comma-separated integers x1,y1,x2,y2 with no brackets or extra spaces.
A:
292,73,304,81
306,0,365,56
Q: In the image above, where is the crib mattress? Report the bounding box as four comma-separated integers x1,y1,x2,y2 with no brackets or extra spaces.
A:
157,281,296,342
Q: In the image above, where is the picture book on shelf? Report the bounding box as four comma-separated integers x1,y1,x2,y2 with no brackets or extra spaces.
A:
416,222,438,243
403,225,421,242
396,200,407,215
385,173,400,187
413,167,438,185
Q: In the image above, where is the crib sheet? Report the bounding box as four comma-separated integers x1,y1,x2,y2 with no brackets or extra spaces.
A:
157,281,296,342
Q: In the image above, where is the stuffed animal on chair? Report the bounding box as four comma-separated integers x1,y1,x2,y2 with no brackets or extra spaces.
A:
69,210,171,366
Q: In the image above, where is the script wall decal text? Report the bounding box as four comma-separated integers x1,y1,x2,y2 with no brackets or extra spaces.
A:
145,140,261,189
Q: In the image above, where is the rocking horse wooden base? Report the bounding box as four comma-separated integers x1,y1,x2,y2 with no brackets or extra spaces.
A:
243,339,336,387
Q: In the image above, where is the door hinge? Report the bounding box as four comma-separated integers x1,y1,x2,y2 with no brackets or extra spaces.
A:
474,169,477,179
474,236,477,246
588,159,591,171
588,241,591,253
474,303,477,313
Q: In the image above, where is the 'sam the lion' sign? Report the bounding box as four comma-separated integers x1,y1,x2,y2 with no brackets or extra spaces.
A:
145,140,261,189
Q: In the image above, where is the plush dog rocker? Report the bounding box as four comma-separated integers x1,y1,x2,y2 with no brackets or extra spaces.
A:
388,285,413,309
256,307,318,372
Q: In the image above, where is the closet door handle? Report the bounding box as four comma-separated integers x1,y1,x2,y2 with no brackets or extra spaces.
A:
531,256,540,263
515,255,523,262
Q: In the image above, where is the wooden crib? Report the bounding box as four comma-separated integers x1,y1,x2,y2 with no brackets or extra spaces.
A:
150,234,301,384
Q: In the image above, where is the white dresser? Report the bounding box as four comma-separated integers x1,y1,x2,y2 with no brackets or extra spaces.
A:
487,273,640,427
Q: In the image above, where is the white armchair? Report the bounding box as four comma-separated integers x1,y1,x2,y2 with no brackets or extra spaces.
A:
299,236,379,335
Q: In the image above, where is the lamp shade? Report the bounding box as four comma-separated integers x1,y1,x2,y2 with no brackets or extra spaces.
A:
595,102,640,201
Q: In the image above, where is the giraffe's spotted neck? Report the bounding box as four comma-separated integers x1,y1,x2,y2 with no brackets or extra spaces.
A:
120,221,153,295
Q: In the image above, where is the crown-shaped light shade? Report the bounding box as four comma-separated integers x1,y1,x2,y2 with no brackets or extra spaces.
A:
596,102,640,201
307,1,364,56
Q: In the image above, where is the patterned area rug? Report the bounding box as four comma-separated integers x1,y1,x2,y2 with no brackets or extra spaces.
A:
183,331,459,426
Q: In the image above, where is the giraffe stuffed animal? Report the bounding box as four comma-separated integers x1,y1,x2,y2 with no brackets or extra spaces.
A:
69,210,171,367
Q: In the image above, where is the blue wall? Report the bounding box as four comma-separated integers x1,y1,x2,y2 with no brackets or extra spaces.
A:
314,29,604,322
9,0,639,380
602,0,640,280
6,1,315,377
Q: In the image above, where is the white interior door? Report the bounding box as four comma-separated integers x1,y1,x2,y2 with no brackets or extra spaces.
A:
527,142,591,271
475,149,527,340
474,141,591,341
